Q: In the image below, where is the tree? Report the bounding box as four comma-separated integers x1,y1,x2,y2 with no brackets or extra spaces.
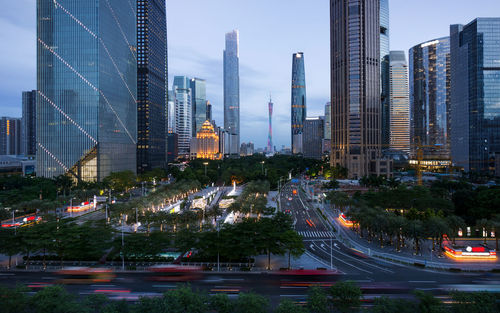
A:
161,285,208,313
209,294,233,313
0,229,21,269
451,291,498,313
307,286,328,313
0,285,29,313
275,299,308,313
234,292,269,313
329,281,362,313
446,215,466,245
373,297,418,313
283,230,305,269
29,285,83,313
103,171,136,193
414,290,444,313
476,218,492,244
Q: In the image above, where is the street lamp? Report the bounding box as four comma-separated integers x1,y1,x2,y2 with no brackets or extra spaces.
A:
261,161,265,175
203,162,209,176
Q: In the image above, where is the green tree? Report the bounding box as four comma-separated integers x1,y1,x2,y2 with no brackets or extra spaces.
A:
373,297,418,313
0,229,21,269
234,292,269,313
210,294,234,313
414,290,444,313
445,215,466,245
451,291,498,313
29,285,83,313
476,218,492,244
161,285,208,313
307,286,328,313
275,298,308,313
0,285,29,313
103,171,136,193
329,281,362,313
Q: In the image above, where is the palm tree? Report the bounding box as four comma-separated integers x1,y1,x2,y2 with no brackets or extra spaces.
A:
445,215,466,245
476,218,492,245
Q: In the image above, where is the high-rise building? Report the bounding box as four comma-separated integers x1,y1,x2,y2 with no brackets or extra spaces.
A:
240,142,254,157
22,90,37,156
303,117,324,160
137,0,167,173
206,101,212,122
380,0,390,148
167,90,175,134
166,133,178,163
324,102,331,140
37,0,137,181
190,78,207,136
291,52,307,155
173,76,192,158
267,96,274,154
389,51,410,154
409,37,451,159
224,30,240,156
0,117,22,156
192,120,221,160
450,19,500,173
330,0,390,178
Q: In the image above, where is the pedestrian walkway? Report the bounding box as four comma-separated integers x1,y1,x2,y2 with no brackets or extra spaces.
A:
298,230,335,238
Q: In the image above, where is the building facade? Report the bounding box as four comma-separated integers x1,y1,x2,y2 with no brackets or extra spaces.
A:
303,117,324,160
291,52,307,155
409,37,451,160
190,78,207,136
137,0,167,173
173,76,192,158
240,142,254,157
0,117,22,156
206,101,212,123
22,90,37,156
450,19,500,173
37,0,137,181
330,0,389,178
192,120,220,160
380,0,390,148
389,51,410,154
224,30,240,156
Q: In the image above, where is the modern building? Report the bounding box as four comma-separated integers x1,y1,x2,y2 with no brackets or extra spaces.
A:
166,133,178,163
173,76,192,158
303,117,324,160
389,51,410,154
450,19,500,174
267,96,274,154
224,30,240,156
137,0,167,173
37,0,137,181
240,142,254,157
206,101,212,122
330,0,390,178
324,102,331,140
167,90,175,134
0,117,22,156
191,120,221,160
190,78,207,136
291,52,307,155
409,37,451,160
22,90,37,156
0,155,36,176
380,0,390,148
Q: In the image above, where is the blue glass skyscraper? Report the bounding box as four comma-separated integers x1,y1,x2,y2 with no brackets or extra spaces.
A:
137,0,167,173
450,19,500,173
173,76,192,158
291,52,306,155
190,78,207,136
37,0,137,181
224,30,240,156
380,0,390,148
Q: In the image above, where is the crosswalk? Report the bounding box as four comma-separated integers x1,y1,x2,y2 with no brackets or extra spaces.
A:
298,230,335,238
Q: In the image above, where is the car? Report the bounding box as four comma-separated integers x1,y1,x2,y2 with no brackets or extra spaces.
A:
288,197,293,201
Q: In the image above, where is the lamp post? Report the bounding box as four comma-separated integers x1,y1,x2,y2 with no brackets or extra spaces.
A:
203,162,209,176
261,161,265,175
121,215,125,270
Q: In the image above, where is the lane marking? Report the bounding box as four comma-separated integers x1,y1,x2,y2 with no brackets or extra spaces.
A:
408,281,437,284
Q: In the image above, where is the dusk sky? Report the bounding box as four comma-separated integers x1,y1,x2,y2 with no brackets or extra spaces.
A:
1,0,499,149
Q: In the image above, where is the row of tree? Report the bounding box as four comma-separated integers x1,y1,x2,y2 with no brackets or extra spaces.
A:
1,283,497,313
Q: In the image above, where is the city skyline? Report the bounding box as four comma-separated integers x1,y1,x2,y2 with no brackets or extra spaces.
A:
2,0,500,148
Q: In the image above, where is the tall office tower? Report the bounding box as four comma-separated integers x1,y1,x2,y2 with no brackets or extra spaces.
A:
267,96,274,154
0,117,22,155
389,51,410,154
167,90,175,134
380,0,390,148
37,0,137,181
190,78,207,136
450,19,500,173
206,101,212,122
173,76,192,158
291,52,307,154
330,0,389,178
22,90,37,156
303,117,325,160
137,0,167,173
324,102,331,140
223,30,240,156
409,37,451,159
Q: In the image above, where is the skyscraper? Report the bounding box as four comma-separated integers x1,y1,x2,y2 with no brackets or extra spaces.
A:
0,117,22,155
330,0,389,178
37,0,137,181
173,76,192,158
303,117,324,160
190,78,207,136
206,101,212,122
450,19,500,173
267,96,274,154
223,30,240,156
167,90,175,134
380,0,390,148
389,51,410,154
409,37,451,159
324,102,331,140
291,52,306,155
137,0,167,173
22,90,37,156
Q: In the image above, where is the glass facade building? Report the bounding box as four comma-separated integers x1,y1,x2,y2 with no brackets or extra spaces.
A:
450,19,500,173
389,51,410,154
190,78,207,136
223,30,240,156
380,0,390,147
22,90,37,156
137,0,167,173
303,117,324,160
291,52,307,155
0,117,22,156
330,0,386,178
173,76,192,158
37,0,137,181
409,37,451,160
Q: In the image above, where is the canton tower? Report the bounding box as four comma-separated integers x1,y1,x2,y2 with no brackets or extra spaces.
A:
267,95,274,153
